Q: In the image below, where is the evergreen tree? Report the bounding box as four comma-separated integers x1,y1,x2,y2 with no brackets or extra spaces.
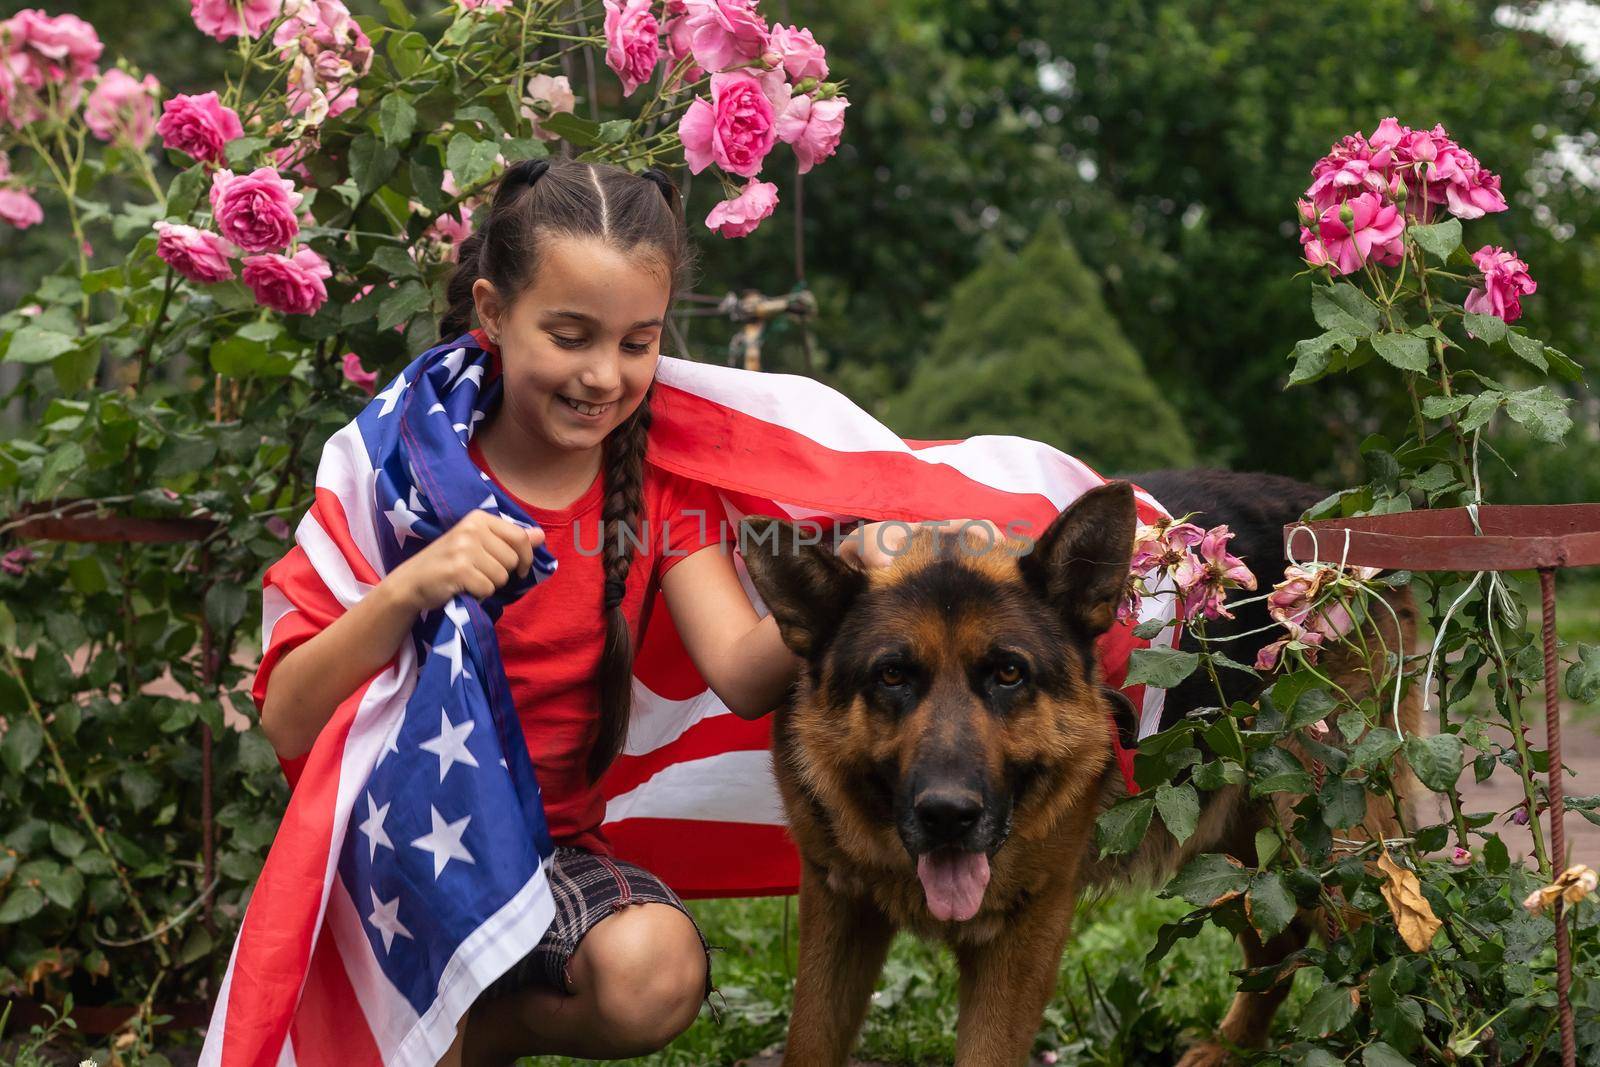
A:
882,216,1194,473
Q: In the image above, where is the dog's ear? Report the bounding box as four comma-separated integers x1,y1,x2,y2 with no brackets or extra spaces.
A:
739,517,868,659
1018,481,1137,641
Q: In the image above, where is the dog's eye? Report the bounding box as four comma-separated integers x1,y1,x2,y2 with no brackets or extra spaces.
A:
876,664,907,687
994,661,1025,687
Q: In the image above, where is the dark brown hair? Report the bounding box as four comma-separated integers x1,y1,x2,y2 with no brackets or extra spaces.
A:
441,159,693,782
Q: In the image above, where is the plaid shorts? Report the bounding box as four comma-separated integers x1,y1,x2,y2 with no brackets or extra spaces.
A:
481,846,713,1001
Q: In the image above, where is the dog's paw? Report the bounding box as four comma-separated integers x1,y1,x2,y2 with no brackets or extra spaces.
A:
1174,1041,1235,1067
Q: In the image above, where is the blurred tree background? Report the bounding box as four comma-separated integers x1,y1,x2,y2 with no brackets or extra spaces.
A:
5,0,1599,498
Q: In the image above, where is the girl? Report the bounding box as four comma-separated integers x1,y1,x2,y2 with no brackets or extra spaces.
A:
257,158,933,1065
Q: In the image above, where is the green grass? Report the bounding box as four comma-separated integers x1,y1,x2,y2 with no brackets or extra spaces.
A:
521,890,1260,1067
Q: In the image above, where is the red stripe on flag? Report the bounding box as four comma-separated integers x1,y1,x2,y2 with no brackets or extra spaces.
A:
603,713,774,801
220,672,387,1067
312,487,384,586
288,923,383,1067
605,819,799,899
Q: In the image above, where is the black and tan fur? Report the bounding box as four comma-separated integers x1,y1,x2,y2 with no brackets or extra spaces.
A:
740,470,1421,1067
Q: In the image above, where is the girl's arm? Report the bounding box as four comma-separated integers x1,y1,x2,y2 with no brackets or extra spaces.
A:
659,544,799,720
661,519,1000,719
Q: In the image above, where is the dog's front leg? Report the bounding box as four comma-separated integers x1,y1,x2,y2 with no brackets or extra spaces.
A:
781,863,896,1067
952,882,1078,1067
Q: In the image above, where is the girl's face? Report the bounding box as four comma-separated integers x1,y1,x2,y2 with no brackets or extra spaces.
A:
473,235,669,457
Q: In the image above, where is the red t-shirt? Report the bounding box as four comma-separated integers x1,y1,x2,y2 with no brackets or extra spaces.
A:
466,435,731,854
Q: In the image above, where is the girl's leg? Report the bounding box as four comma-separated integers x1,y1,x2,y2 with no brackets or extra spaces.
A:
441,901,708,1066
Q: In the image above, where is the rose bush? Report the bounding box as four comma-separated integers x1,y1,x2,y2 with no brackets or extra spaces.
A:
1097,117,1599,1064
0,0,845,1054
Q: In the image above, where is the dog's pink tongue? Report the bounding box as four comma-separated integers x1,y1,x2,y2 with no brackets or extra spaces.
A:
916,849,991,922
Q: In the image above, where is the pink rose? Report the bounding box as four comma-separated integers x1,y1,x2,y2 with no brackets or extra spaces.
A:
190,0,282,42
766,24,826,82
274,0,372,120
0,186,42,229
520,73,575,141
775,93,847,173
1305,132,1389,214
241,247,331,315
342,352,378,393
1172,524,1255,621
681,0,767,74
603,0,660,97
457,0,513,11
1430,143,1507,220
154,221,236,283
1,546,35,576
156,91,245,164
705,179,777,238
85,69,160,147
4,10,102,83
1464,245,1536,325
264,516,292,539
678,70,778,177
210,167,303,253
1129,518,1204,577
1313,191,1404,277
1451,847,1472,867
661,4,706,84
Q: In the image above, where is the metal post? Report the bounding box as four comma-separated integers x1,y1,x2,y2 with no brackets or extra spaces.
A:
1538,567,1575,1067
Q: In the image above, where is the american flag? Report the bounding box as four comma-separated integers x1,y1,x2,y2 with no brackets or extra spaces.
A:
200,329,1178,1067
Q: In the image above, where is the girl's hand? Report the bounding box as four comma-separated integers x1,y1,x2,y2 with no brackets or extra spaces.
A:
385,509,547,613
838,518,1003,570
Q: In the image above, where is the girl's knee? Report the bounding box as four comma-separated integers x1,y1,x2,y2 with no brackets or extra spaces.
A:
579,903,707,1052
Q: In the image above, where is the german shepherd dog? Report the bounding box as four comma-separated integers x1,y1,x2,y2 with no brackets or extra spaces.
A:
739,470,1421,1067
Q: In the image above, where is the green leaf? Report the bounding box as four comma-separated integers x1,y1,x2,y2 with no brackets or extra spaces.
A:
0,886,46,924
597,118,632,143
120,766,162,811
1,715,44,775
1371,332,1430,372
446,133,501,189
1420,393,1470,419
1095,794,1154,857
210,335,294,378
379,0,414,28
1193,758,1245,790
1408,218,1461,262
1254,825,1281,867
1154,782,1199,844
205,582,248,634
1459,391,1502,433
37,865,83,909
1544,345,1582,381
1404,733,1463,793
4,325,78,365
371,245,420,279
380,94,418,147
1506,329,1548,371
49,823,86,859
1202,716,1246,764
1567,644,1600,703
1162,853,1250,906
351,134,400,196
1249,746,1314,796
1463,312,1507,343
166,164,208,216
1132,618,1168,639
1311,283,1381,337
537,111,602,146
1320,775,1367,829
1350,727,1402,770
1125,646,1200,689
1505,386,1572,443
1363,1042,1413,1067
81,264,124,295
223,136,271,166
1246,871,1297,938
387,31,428,77
1298,982,1356,1037
377,280,434,332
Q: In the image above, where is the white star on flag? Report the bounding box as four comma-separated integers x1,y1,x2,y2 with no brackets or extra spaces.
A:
479,494,499,513
427,402,447,417
419,707,479,783
408,485,427,514
374,373,409,417
432,608,473,682
450,364,485,394
438,346,468,379
469,408,487,431
385,497,423,546
412,806,475,878
367,888,414,953
357,793,394,862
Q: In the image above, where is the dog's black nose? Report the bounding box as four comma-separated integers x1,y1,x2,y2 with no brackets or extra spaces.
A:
913,789,983,843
